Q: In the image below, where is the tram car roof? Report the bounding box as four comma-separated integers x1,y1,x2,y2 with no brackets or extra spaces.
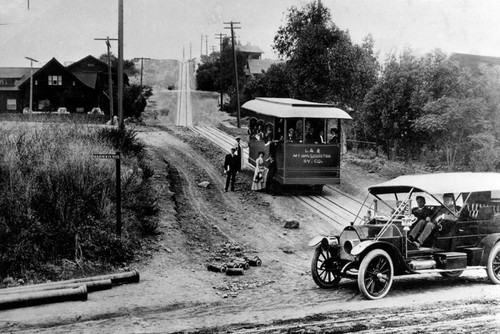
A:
242,97,352,119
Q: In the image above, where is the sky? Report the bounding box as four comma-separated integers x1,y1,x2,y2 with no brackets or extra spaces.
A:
0,0,499,67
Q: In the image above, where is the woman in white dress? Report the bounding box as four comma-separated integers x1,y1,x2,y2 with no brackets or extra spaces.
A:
251,151,267,191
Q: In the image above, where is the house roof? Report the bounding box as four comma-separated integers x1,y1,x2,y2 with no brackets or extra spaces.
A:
369,172,500,195
73,72,98,89
0,67,34,79
66,55,110,72
0,67,35,91
242,97,352,119
247,59,283,75
17,57,83,89
236,45,264,54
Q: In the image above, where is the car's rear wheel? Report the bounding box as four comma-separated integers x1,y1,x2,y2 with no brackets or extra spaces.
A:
487,242,500,284
358,249,394,300
439,270,464,278
311,246,341,288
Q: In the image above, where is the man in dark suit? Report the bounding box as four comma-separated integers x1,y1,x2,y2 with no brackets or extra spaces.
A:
224,148,239,192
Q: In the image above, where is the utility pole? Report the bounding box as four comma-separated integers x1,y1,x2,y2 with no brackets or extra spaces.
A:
210,46,217,54
224,21,241,128
190,43,192,59
118,0,124,131
205,34,208,56
200,34,203,57
215,33,227,110
138,57,151,93
95,36,118,122
25,56,38,112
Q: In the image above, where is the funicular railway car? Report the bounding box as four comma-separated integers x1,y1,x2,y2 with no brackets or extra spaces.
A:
241,98,352,191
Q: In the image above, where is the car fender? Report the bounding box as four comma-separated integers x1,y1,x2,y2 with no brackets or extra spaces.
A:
352,240,409,274
308,235,339,249
308,236,325,248
479,233,500,266
351,240,375,256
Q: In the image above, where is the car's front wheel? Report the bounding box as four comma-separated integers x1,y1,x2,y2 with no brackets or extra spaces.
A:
311,245,341,288
358,249,394,300
487,242,500,284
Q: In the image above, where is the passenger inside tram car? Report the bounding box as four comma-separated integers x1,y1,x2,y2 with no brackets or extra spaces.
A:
248,117,258,140
275,120,284,142
319,130,326,144
264,123,274,143
329,128,339,144
255,120,265,141
305,127,318,144
286,128,295,142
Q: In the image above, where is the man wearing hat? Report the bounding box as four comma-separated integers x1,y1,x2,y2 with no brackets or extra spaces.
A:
224,147,239,192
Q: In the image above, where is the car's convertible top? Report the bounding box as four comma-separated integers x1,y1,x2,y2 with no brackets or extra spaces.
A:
369,172,500,195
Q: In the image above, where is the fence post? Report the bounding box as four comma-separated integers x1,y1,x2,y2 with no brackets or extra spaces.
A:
116,151,121,237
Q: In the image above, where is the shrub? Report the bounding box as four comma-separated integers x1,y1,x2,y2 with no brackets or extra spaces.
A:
0,123,160,278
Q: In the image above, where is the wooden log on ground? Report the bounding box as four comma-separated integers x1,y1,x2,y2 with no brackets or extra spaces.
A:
0,285,87,310
0,279,112,295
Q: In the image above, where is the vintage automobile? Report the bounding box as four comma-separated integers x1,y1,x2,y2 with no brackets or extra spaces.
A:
310,172,500,299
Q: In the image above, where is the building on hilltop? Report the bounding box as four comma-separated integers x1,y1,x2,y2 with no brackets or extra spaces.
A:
234,44,283,78
235,45,264,60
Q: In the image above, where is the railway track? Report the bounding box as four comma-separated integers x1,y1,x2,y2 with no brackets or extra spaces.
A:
188,125,370,231
175,60,193,127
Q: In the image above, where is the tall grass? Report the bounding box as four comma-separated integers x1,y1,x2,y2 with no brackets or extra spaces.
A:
0,123,159,278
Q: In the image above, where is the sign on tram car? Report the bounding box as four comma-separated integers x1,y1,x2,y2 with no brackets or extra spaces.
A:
241,98,352,192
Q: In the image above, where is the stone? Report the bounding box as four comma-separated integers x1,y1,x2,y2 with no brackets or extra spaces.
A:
198,181,210,188
2,276,14,285
283,219,300,229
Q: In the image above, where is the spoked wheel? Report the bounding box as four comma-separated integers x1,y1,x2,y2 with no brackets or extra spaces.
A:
487,242,500,284
358,249,394,300
311,246,342,288
439,270,464,278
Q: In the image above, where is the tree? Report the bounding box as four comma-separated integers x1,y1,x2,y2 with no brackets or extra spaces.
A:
273,1,378,144
413,96,488,170
196,61,217,91
361,49,423,159
242,62,291,102
274,2,346,101
195,37,246,112
98,52,137,76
